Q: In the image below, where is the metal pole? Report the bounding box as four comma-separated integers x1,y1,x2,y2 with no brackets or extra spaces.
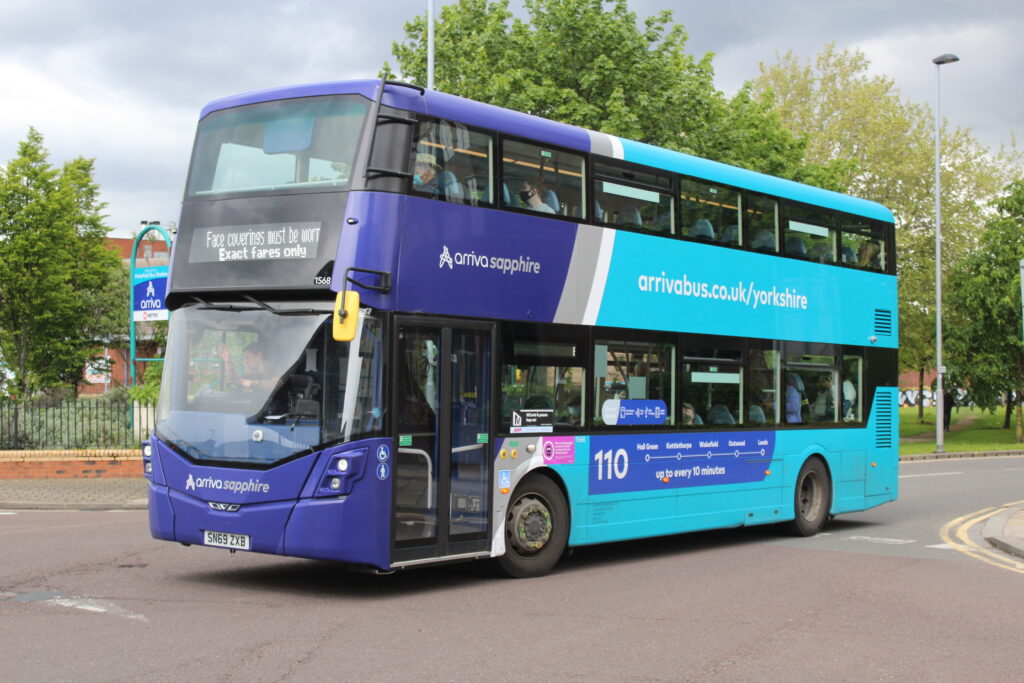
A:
427,0,435,90
932,53,959,453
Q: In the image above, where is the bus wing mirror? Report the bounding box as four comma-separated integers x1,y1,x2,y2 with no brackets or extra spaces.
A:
333,291,359,342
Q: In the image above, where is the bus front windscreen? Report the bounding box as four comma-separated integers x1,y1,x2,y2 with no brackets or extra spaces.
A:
185,94,369,198
156,302,384,466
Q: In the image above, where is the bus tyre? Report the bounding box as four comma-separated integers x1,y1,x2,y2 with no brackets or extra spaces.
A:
786,457,831,537
497,475,568,578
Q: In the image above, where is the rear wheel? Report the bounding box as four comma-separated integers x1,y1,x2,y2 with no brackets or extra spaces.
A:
497,475,568,578
786,457,831,536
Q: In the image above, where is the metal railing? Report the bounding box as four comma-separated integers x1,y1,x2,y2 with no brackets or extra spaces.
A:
0,396,154,450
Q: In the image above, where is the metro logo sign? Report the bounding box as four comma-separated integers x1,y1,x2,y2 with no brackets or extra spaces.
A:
132,266,168,321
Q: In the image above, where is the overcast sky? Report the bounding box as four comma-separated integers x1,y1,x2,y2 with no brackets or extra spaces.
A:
2,0,1021,237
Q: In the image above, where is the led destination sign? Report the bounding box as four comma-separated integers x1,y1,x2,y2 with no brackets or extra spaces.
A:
188,221,322,264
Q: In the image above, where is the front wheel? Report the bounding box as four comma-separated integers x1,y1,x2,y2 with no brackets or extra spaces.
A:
497,475,568,578
786,457,832,536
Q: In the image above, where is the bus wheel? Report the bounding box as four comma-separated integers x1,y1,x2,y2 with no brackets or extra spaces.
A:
497,475,568,578
786,457,831,536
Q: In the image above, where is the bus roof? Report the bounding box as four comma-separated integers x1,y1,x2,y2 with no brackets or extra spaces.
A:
200,79,894,223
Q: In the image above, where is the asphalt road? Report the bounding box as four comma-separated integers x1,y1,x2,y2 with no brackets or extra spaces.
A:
2,456,1023,682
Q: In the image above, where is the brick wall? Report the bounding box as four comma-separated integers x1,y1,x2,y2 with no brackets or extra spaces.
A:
0,450,143,479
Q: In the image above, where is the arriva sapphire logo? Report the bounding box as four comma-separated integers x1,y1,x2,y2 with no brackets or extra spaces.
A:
185,473,270,494
438,245,541,275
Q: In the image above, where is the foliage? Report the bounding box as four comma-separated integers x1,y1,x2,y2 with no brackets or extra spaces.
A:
751,45,1023,383
386,0,834,180
945,181,1024,441
126,363,163,405
0,128,125,397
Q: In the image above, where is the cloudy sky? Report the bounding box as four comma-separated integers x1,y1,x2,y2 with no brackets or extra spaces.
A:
2,0,1021,237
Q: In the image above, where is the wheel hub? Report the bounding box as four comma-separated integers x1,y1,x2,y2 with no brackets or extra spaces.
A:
507,496,552,554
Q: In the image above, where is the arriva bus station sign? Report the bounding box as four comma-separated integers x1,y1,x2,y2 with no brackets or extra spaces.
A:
132,265,169,321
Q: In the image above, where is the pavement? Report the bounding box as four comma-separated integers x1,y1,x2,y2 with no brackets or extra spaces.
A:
2,456,1024,562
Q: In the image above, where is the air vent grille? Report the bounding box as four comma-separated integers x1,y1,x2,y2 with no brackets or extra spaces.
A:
874,389,896,448
874,309,893,337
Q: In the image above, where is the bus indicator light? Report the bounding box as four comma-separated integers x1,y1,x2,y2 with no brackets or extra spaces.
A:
501,488,510,495
662,476,669,483
500,449,507,459
765,470,771,476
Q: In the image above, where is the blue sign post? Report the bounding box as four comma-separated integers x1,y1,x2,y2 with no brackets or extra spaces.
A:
130,224,173,386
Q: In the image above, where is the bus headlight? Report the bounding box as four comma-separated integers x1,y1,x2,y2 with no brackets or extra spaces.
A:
329,477,342,490
142,443,153,458
336,458,349,473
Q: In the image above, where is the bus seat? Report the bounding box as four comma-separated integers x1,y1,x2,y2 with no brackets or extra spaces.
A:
619,205,643,228
751,229,775,252
841,246,856,264
720,224,739,246
594,199,604,222
707,404,736,425
437,171,464,202
502,182,511,206
690,219,715,240
784,235,807,257
541,189,560,214
747,405,767,425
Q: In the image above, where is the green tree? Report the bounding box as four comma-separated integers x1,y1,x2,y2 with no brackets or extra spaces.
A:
386,0,827,179
0,128,125,397
752,45,1022,418
946,181,1024,442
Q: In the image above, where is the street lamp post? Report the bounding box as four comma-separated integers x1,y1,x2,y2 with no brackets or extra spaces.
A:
933,52,959,453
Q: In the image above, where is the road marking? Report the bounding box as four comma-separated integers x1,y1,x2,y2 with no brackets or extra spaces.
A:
0,511,18,515
899,471,962,479
47,597,148,622
939,501,1024,575
847,536,916,545
927,543,954,550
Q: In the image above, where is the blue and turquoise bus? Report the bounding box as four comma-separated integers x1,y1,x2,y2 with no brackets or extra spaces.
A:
146,79,898,577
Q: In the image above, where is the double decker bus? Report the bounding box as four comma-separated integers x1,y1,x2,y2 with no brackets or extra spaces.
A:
146,79,898,577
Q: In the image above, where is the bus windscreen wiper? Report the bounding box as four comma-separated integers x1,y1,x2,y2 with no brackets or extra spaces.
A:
241,295,333,316
189,296,262,313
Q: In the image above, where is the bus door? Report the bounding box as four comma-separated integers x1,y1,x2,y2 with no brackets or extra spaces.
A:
392,319,494,565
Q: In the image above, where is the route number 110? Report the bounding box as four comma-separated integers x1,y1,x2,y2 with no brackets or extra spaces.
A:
594,448,629,480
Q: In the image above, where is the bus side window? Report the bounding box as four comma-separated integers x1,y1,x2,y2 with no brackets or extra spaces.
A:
679,178,740,244
784,204,836,264
501,139,586,219
746,345,779,426
411,119,493,207
746,193,779,253
593,339,675,427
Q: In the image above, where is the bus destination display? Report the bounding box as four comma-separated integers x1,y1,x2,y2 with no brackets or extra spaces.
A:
189,222,322,263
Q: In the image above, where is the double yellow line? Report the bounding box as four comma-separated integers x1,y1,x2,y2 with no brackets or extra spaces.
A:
939,501,1024,575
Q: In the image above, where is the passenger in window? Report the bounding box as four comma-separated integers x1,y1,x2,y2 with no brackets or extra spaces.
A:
413,153,443,195
842,376,857,420
811,375,836,421
785,374,804,424
680,402,703,426
519,177,556,214
858,240,881,269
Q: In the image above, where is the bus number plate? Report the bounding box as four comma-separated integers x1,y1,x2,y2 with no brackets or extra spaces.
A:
203,530,251,551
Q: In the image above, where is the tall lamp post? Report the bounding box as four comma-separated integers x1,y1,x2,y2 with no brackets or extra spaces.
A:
933,52,959,453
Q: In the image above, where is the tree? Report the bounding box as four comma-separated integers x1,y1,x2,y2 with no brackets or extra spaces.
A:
752,45,1022,418
386,0,831,179
945,181,1024,442
0,128,124,397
